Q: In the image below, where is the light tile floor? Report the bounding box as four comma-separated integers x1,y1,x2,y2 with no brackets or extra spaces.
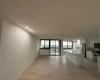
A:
18,56,99,80
83,59,100,80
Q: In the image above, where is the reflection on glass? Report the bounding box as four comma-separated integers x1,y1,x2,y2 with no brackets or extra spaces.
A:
45,40,49,48
41,40,44,48
50,40,56,47
56,40,59,47
63,41,73,49
63,41,67,48
68,41,72,48
50,40,60,55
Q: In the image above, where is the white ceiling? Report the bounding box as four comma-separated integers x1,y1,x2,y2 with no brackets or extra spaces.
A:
3,0,100,39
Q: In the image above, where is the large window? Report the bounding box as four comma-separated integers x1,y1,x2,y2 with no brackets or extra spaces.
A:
40,40,49,49
63,41,73,49
50,40,59,48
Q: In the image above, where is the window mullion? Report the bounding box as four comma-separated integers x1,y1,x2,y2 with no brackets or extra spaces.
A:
44,40,45,48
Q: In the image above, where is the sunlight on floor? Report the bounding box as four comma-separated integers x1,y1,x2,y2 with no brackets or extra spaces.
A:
50,52,60,55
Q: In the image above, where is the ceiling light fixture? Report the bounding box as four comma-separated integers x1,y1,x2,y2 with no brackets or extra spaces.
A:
25,26,33,33
26,26,29,29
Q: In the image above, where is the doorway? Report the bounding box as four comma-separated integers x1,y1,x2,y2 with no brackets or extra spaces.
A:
50,40,61,56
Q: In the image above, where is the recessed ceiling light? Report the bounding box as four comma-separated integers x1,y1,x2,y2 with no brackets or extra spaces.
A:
29,29,31,31
26,26,29,29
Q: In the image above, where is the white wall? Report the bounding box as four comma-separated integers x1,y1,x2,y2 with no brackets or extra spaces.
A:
87,38,99,47
0,20,39,80
98,28,100,41
0,16,5,80
80,39,86,44
73,40,81,53
40,49,50,55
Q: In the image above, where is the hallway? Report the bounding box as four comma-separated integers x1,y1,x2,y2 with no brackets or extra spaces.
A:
18,56,96,80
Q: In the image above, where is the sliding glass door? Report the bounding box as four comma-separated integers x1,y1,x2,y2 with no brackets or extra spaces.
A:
50,40,61,56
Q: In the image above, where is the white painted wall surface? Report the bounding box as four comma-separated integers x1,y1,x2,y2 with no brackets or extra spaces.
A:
97,28,100,72
98,28,100,41
73,40,81,53
87,38,99,47
80,39,86,44
0,17,5,80
0,20,39,80
40,49,50,55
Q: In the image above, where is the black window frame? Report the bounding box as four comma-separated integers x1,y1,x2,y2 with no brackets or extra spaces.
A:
63,41,73,49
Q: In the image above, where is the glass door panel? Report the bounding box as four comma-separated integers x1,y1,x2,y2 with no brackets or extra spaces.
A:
55,40,60,55
50,40,60,56
45,40,49,48
56,40,59,47
50,40,56,55
50,40,56,47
